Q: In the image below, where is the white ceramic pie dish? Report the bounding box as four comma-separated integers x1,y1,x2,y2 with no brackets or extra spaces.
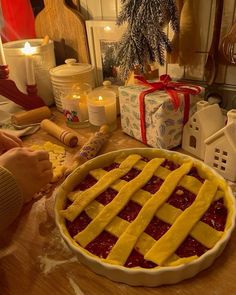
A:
54,148,236,287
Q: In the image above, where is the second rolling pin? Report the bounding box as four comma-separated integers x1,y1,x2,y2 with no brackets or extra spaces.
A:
11,106,52,126
65,125,110,175
40,119,78,147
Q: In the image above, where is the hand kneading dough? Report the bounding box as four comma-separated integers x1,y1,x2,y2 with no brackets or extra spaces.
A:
30,141,66,182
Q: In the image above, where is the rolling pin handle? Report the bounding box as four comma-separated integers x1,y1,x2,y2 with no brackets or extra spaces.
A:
40,119,78,147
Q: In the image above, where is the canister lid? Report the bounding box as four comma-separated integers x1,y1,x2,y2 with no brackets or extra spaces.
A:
49,59,93,77
94,80,119,97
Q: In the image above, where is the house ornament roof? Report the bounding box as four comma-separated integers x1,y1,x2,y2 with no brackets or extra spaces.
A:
193,102,224,138
205,121,236,154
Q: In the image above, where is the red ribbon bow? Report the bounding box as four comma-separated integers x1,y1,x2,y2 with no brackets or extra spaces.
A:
135,74,202,145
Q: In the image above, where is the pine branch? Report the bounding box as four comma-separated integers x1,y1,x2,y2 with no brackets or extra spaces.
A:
116,0,179,80
116,27,144,80
167,0,179,32
117,0,142,26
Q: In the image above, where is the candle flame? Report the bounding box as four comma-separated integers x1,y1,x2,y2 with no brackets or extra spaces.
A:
21,42,36,55
98,96,103,101
72,94,81,99
104,26,111,32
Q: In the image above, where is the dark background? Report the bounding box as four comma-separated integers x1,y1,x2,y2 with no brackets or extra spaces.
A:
30,0,44,16
30,0,79,17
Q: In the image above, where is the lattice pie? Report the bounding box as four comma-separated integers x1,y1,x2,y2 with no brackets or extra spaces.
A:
55,149,235,286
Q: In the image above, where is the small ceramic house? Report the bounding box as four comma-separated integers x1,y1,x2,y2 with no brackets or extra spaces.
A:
182,101,224,160
204,109,236,182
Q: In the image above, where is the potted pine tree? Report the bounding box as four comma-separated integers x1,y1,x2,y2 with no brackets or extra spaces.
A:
116,0,179,83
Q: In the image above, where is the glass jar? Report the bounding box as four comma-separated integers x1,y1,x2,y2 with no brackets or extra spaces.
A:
87,89,117,131
94,80,120,115
61,83,91,128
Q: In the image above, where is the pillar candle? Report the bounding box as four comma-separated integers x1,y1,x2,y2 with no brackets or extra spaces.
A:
87,90,117,130
73,93,89,121
21,41,36,85
0,36,6,65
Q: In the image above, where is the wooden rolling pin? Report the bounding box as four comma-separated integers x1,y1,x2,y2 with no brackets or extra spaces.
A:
65,125,110,175
40,119,78,147
11,106,51,126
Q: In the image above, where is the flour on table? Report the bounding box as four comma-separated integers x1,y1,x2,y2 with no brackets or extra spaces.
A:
39,254,77,275
67,276,85,295
38,227,78,275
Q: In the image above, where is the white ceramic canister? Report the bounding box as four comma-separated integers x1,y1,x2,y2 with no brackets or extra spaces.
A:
49,59,95,112
3,38,56,106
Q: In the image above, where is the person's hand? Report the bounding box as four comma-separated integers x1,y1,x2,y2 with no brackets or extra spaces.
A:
0,147,53,203
0,131,23,154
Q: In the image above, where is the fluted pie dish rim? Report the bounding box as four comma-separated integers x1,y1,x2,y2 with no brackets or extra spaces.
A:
54,148,236,286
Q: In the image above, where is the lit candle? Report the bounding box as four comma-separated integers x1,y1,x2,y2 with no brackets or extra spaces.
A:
87,90,117,130
61,87,90,128
72,93,88,121
0,36,6,65
21,41,36,85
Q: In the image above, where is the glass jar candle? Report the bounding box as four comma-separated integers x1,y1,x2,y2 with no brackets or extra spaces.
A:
87,89,117,131
61,83,91,128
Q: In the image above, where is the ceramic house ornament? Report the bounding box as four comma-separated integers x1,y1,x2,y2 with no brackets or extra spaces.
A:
204,109,236,182
182,100,224,160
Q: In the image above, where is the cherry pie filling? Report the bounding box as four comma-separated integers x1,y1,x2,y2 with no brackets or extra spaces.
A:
65,157,227,269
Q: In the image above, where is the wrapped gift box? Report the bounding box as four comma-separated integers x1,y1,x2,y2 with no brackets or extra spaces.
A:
119,79,204,149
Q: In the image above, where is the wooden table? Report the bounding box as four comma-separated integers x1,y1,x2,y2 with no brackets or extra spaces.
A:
0,110,236,295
